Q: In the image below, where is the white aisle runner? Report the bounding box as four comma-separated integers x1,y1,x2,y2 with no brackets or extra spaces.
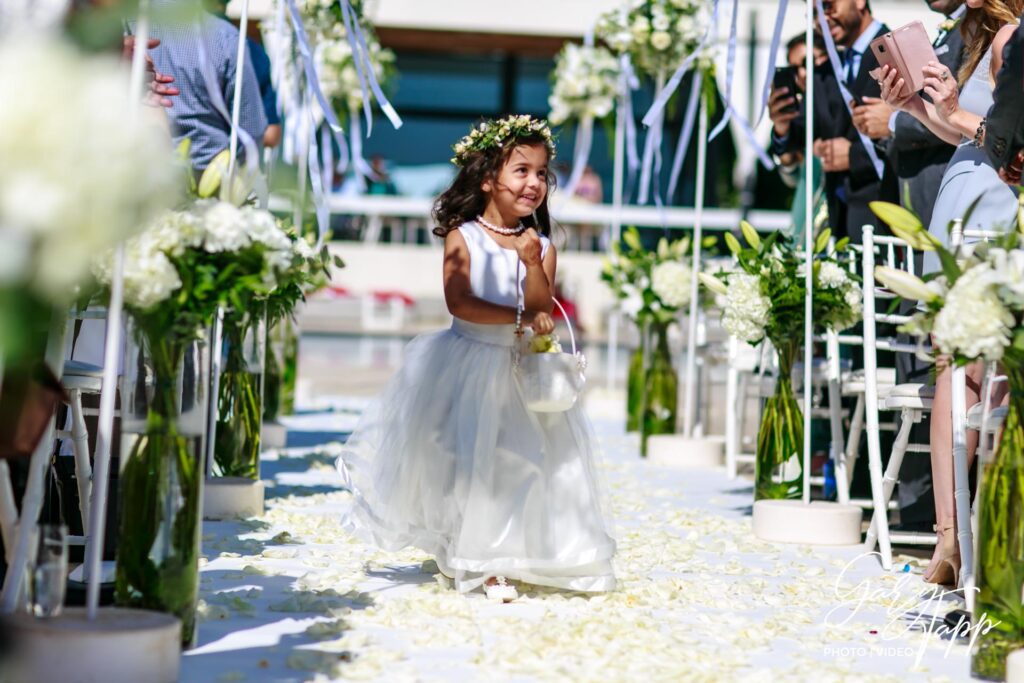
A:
182,404,972,682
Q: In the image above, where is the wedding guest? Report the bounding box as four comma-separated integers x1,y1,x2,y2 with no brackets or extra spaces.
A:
149,0,267,171
773,33,828,244
770,0,891,243
984,20,1024,183
207,0,281,148
877,0,1023,586
858,1,966,231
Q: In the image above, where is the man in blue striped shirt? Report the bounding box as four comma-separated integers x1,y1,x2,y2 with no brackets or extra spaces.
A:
148,0,267,171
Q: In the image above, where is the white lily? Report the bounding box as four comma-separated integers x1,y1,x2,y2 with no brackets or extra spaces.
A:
874,266,939,303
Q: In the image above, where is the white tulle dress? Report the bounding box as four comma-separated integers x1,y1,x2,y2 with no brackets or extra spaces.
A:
335,220,617,594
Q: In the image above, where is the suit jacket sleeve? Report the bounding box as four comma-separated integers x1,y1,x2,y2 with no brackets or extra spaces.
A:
984,23,1024,170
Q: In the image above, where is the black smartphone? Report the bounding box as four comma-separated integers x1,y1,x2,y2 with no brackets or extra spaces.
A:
773,66,800,113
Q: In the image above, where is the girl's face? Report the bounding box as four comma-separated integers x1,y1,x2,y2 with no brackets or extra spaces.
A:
482,144,549,219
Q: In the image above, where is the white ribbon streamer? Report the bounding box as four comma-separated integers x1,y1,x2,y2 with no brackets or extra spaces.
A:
755,0,789,125
563,115,594,200
667,69,704,200
707,0,738,141
814,0,884,178
339,0,402,134
637,71,667,206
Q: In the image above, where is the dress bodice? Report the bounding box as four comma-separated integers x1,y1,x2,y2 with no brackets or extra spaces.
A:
958,48,995,125
456,220,551,308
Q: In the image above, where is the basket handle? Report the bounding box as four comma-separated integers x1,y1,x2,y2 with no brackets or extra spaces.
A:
514,258,578,356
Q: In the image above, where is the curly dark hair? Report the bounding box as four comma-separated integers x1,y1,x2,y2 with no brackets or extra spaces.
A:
432,131,557,239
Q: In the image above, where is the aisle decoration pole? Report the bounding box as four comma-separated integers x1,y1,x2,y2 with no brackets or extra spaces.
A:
744,0,863,545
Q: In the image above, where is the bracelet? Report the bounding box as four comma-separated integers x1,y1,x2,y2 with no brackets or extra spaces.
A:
973,117,986,148
514,306,523,336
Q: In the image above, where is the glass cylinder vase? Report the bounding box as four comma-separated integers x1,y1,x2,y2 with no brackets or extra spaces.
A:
755,341,804,500
116,323,208,647
640,320,678,457
971,356,1024,681
263,316,298,421
626,320,646,433
213,304,266,480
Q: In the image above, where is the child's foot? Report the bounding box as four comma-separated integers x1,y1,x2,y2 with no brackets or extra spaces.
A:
484,576,517,603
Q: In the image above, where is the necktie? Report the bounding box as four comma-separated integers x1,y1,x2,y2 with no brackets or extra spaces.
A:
844,49,860,84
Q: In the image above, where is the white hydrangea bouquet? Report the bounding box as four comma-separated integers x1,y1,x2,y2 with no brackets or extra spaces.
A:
594,0,713,77
868,199,1024,680
699,222,862,500
601,227,705,444
0,35,177,362
548,43,620,126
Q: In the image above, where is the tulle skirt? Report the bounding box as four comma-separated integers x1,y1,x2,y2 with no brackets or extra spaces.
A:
335,319,616,594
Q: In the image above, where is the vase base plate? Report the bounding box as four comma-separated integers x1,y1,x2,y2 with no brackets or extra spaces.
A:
0,607,180,683
262,421,288,449
752,500,862,545
203,477,265,520
1008,648,1024,682
646,435,724,469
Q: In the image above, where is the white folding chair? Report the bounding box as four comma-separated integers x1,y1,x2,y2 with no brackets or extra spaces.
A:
860,226,942,570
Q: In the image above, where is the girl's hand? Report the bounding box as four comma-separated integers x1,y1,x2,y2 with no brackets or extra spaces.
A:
527,311,555,335
875,64,917,112
921,61,959,123
514,228,543,267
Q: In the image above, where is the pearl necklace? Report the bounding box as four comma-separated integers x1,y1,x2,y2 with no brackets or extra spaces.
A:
476,215,526,236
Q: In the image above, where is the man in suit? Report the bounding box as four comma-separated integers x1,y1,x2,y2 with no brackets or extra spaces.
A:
852,0,966,229
985,19,1024,184
770,0,889,243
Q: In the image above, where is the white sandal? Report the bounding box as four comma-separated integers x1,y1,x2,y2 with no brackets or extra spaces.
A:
484,576,518,603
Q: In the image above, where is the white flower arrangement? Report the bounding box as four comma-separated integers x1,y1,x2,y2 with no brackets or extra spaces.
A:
595,0,711,77
601,227,704,325
700,222,862,347
95,201,293,311
650,261,692,309
0,35,177,303
871,200,1024,364
548,43,620,126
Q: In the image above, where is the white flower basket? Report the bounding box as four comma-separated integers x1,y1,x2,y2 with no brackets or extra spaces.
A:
516,300,587,413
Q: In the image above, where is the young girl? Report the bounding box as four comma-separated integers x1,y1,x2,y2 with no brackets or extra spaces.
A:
335,115,616,601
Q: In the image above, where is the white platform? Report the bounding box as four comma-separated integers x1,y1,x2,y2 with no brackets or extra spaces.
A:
1008,648,1024,683
261,421,288,449
752,499,863,545
203,477,265,520
1,607,180,683
646,435,724,469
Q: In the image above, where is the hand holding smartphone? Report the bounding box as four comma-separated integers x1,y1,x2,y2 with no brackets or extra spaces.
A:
869,20,938,97
772,66,800,114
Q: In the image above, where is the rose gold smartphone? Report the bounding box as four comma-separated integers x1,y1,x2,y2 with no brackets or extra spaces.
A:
869,21,937,96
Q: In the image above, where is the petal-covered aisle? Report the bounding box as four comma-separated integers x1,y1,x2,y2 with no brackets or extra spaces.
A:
183,402,970,683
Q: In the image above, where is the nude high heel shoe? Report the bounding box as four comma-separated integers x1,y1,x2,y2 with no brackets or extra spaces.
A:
925,522,961,587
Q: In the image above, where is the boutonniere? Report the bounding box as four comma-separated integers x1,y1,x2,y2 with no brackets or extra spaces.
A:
939,17,958,33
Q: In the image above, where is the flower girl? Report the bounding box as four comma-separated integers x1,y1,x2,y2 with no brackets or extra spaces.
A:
336,115,616,601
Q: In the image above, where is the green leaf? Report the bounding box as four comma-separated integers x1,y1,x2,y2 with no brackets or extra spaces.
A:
937,248,962,284
332,255,345,269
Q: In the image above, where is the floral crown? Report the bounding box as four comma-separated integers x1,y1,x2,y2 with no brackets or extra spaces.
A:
450,114,556,167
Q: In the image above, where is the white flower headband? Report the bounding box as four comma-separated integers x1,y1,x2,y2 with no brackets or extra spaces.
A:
450,114,556,167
